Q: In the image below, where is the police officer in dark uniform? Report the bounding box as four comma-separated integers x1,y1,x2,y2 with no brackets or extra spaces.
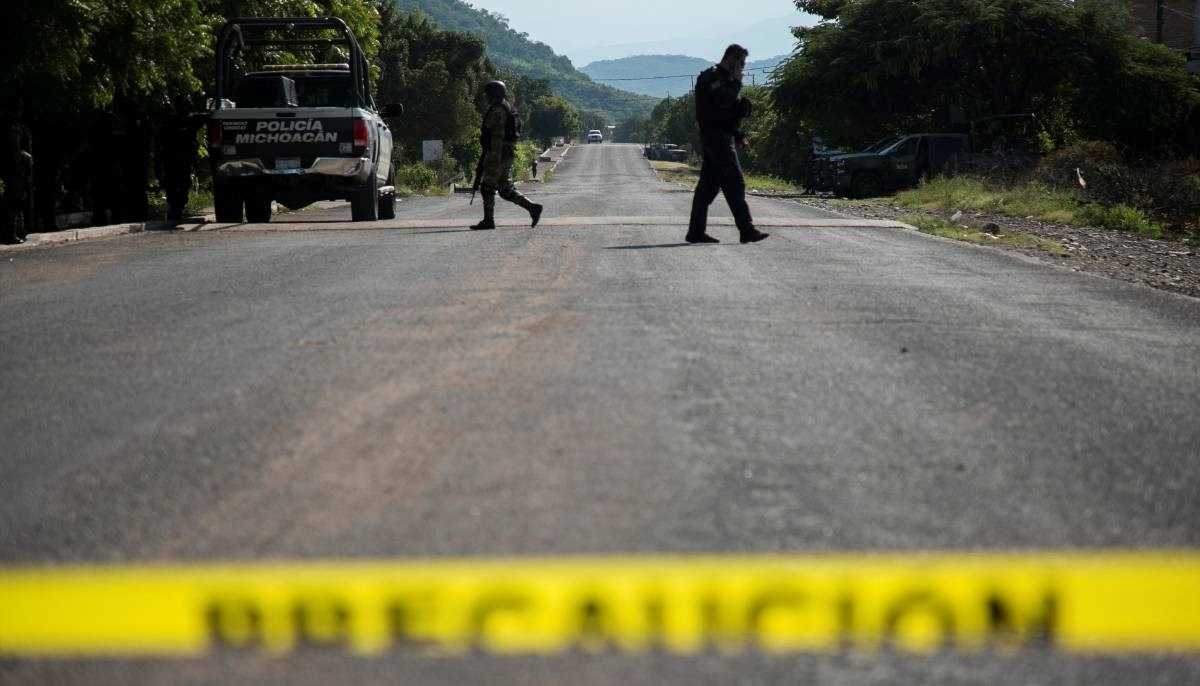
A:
85,108,125,226
155,95,207,220
686,44,768,244
0,96,34,244
471,81,543,230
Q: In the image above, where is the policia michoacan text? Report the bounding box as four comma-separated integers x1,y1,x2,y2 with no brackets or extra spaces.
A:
470,81,543,231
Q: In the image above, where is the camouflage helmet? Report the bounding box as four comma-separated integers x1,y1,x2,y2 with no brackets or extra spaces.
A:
483,80,507,100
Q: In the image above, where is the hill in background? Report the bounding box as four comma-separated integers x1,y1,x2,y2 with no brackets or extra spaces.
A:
566,14,805,66
401,0,656,122
579,54,791,100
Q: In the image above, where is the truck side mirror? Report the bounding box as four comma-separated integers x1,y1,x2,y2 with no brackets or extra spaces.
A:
382,103,404,119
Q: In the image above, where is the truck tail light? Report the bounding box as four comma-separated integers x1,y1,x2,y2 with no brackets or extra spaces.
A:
208,121,222,148
353,117,369,150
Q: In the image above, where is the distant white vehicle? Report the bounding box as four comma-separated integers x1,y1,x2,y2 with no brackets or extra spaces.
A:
587,129,603,143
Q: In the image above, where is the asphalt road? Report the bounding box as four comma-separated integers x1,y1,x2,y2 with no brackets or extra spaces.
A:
1,143,1198,684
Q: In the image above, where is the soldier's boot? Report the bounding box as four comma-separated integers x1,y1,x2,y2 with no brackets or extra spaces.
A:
471,190,496,230
515,195,543,228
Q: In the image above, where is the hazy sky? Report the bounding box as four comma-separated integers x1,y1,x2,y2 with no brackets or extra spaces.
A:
467,0,813,64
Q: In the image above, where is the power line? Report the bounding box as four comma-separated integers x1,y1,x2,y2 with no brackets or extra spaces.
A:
1162,5,1198,22
583,65,782,82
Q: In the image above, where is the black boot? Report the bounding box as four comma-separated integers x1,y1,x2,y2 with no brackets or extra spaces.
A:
472,192,496,229
739,228,770,244
528,203,543,227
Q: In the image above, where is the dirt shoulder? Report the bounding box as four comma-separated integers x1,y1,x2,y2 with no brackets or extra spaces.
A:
771,194,1200,300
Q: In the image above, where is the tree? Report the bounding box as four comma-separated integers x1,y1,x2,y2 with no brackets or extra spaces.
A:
614,114,653,144
578,110,607,135
776,0,1200,153
2,0,390,227
3,0,214,227
376,9,488,165
525,95,580,146
650,94,697,152
738,85,808,180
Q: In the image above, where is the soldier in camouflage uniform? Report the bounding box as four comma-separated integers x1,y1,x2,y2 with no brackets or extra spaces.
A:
471,81,543,231
0,96,34,244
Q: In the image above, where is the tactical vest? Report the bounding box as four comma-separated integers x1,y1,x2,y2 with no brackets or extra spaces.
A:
482,101,521,147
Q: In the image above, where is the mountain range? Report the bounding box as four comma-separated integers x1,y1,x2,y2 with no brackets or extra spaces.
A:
565,15,804,66
401,0,657,122
400,0,798,122
579,55,791,100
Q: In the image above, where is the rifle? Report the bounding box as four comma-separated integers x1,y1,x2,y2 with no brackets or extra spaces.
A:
470,152,486,205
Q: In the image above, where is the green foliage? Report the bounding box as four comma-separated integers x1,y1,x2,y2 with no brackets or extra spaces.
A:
901,214,1071,255
649,161,698,187
1030,142,1200,230
614,114,653,144
651,160,797,193
510,141,539,182
777,0,1200,154
490,72,581,147
376,8,488,164
650,94,699,152
2,0,212,113
743,175,800,193
897,177,1079,223
1078,204,1164,237
402,0,655,122
396,162,437,191
897,174,1174,238
738,85,808,180
642,84,802,181
578,110,608,134
525,95,579,146
1036,130,1055,155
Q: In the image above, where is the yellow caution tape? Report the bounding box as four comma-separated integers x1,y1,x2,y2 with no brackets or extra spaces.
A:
2,552,1199,657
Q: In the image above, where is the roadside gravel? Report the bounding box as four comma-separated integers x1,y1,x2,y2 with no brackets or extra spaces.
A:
781,194,1200,300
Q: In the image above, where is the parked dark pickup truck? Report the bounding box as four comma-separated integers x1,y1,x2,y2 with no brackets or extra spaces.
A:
829,133,970,198
645,143,688,162
207,17,401,223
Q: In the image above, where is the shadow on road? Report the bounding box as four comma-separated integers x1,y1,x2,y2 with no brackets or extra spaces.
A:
406,229,473,236
604,243,707,250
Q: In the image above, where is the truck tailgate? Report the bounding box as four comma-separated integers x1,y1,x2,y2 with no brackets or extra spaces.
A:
214,109,358,163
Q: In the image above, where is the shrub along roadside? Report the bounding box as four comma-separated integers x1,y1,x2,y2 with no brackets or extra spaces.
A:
895,177,1168,238
895,140,1199,240
901,215,1071,256
394,141,543,197
649,161,799,193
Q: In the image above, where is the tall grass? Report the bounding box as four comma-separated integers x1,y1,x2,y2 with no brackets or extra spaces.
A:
896,176,1163,236
649,161,799,192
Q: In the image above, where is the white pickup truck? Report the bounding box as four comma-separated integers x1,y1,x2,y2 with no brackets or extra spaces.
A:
207,17,402,223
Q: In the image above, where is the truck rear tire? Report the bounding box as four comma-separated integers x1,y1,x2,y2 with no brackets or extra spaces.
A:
851,172,883,199
351,172,378,222
214,182,244,223
378,169,396,220
245,198,272,223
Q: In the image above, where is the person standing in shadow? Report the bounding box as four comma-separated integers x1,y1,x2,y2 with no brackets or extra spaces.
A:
155,95,207,220
0,96,34,244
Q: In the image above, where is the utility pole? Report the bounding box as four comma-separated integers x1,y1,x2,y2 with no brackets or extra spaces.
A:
1157,0,1164,43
